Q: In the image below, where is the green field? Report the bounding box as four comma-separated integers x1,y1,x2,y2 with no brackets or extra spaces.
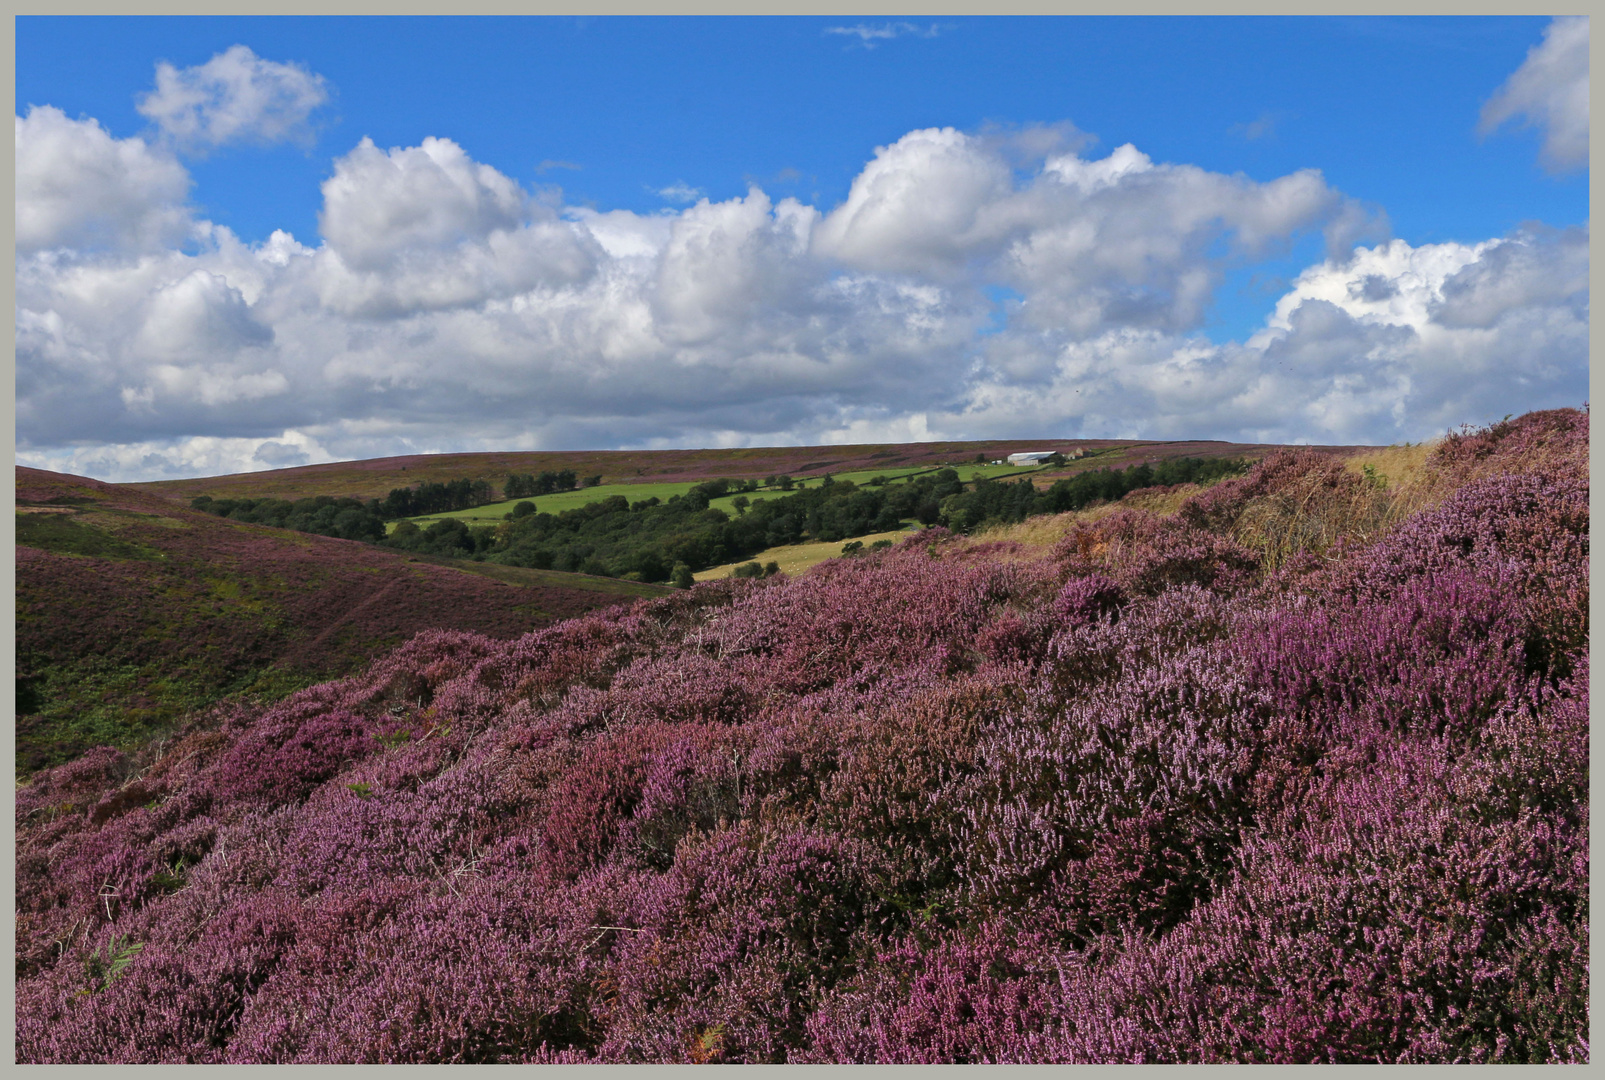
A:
389,462,1049,533
693,525,922,582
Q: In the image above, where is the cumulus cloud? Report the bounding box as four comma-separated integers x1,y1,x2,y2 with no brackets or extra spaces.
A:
15,106,193,254
814,129,1376,338
14,119,1588,482
1480,16,1589,172
136,44,329,151
311,135,600,317
319,136,528,269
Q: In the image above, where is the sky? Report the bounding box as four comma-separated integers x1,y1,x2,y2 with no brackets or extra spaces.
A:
15,16,1590,482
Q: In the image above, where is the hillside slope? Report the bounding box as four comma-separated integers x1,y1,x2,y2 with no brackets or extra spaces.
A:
15,468,668,774
14,408,1587,1063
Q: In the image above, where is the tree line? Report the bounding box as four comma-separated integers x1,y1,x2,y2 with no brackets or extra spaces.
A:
939,456,1248,533
188,495,387,542
502,470,604,498
193,457,1247,585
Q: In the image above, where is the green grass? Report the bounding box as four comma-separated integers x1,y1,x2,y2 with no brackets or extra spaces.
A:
15,657,324,778
391,480,723,531
389,463,1053,533
393,551,673,597
693,525,921,581
16,512,164,560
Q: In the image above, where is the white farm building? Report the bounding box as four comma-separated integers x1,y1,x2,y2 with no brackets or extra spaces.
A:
1006,451,1059,466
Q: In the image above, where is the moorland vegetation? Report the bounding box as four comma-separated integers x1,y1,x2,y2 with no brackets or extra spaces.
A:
14,471,665,775
14,407,1587,1063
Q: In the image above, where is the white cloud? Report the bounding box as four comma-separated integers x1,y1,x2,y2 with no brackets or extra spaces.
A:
319,136,529,269
656,182,705,204
944,229,1588,446
811,129,1373,338
825,23,945,49
312,135,600,317
133,269,275,363
136,44,329,151
14,120,1588,482
15,106,193,255
19,430,335,483
813,127,1016,278
1480,16,1589,173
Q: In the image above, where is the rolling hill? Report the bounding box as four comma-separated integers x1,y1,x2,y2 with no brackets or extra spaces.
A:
15,467,668,775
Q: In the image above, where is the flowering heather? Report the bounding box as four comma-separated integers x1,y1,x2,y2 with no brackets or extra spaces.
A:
14,408,1587,1063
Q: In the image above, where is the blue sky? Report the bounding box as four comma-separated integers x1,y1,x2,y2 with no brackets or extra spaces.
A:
15,16,1590,480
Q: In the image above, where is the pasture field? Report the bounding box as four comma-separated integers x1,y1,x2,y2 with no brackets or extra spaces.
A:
693,526,921,581
390,463,1051,532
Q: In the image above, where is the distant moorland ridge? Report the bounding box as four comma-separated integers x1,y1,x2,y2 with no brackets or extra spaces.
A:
129,436,1375,504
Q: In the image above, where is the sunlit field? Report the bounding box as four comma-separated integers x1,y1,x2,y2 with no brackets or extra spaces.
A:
392,463,1049,532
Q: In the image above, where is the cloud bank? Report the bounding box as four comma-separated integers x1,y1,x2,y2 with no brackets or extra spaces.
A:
14,57,1589,482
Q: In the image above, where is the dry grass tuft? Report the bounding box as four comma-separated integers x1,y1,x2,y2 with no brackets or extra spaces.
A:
1341,440,1443,526
1229,469,1391,570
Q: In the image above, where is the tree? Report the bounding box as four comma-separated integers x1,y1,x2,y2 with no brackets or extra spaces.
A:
732,496,750,515
670,562,695,589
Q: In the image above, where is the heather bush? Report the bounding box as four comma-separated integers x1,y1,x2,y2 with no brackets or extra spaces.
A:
14,407,1587,1063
